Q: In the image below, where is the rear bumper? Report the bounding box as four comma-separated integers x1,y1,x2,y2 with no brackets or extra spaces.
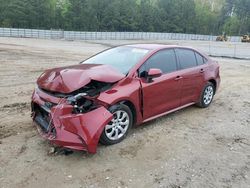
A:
215,76,221,93
31,88,112,153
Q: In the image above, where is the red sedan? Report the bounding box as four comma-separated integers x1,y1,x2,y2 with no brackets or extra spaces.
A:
31,44,220,153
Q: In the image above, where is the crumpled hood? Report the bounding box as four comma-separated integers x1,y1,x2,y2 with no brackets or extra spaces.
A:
37,64,125,94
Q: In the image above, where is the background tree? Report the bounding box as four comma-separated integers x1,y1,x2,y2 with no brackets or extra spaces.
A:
195,2,219,34
0,0,249,35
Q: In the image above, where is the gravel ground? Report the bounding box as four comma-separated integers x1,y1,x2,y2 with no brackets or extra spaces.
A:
0,37,250,188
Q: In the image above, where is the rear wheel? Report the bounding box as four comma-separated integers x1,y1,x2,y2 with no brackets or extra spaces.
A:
100,104,132,145
197,82,215,108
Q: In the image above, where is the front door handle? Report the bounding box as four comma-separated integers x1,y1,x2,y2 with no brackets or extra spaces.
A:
174,76,183,81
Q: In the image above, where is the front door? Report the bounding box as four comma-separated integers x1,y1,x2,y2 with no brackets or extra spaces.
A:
138,49,182,119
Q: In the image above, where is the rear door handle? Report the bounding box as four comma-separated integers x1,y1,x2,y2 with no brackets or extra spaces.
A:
174,76,183,81
200,69,204,73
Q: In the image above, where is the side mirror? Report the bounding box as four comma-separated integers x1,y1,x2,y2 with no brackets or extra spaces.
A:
147,68,162,82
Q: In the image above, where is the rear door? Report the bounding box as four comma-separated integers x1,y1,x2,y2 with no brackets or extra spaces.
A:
139,49,182,119
194,51,209,94
175,48,205,105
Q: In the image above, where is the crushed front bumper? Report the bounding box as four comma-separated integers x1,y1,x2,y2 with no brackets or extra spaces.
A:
31,88,112,153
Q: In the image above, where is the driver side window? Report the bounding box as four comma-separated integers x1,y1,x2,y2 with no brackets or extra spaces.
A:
139,49,177,77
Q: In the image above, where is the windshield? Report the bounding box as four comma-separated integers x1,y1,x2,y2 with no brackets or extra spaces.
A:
81,46,149,74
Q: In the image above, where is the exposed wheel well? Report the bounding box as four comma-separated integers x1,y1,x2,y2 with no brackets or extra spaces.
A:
209,79,217,93
119,100,137,126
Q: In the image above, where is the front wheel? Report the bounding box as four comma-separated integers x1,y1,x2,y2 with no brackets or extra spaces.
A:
100,104,133,145
197,82,215,108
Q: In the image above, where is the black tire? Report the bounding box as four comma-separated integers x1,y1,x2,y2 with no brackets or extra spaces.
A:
100,104,133,145
197,82,215,108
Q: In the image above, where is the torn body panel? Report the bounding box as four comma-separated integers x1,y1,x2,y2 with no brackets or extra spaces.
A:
37,64,125,94
32,88,113,153
31,45,220,154
97,77,143,125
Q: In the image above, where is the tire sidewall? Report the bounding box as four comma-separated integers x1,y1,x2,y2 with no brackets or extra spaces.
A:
200,82,215,108
100,104,133,145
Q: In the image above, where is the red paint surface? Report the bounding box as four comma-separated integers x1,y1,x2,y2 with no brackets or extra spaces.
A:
148,68,162,77
37,64,125,94
32,44,220,153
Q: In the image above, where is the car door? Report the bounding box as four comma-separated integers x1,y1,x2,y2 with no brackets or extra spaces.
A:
175,48,205,105
194,51,209,95
138,49,182,119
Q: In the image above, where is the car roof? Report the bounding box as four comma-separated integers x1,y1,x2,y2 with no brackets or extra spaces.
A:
124,43,209,61
124,43,205,56
125,43,188,50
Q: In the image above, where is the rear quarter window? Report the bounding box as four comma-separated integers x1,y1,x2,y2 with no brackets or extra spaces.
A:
195,52,205,65
203,57,208,63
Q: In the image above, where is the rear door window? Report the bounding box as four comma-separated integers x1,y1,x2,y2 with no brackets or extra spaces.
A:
176,49,197,69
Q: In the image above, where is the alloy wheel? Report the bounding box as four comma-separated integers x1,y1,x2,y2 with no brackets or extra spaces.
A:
203,85,214,105
105,110,130,141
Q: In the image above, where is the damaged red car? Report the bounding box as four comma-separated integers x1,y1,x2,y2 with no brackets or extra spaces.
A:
31,44,220,153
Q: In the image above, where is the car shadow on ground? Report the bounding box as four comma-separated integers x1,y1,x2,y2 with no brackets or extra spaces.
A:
42,105,201,158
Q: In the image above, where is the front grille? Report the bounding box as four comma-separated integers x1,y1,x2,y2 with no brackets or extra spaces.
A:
44,101,54,109
33,104,52,133
34,113,50,132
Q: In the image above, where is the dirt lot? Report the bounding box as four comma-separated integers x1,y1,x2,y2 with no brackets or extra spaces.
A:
0,38,250,188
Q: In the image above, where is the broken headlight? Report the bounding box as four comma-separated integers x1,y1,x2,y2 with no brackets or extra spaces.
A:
67,93,94,114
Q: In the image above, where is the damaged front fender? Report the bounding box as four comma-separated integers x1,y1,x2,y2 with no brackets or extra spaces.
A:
32,89,113,153
53,105,113,153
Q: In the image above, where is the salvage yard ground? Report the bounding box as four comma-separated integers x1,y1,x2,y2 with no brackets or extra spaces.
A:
0,37,250,188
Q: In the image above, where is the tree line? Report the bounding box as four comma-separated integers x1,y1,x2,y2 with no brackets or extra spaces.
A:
0,0,249,35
